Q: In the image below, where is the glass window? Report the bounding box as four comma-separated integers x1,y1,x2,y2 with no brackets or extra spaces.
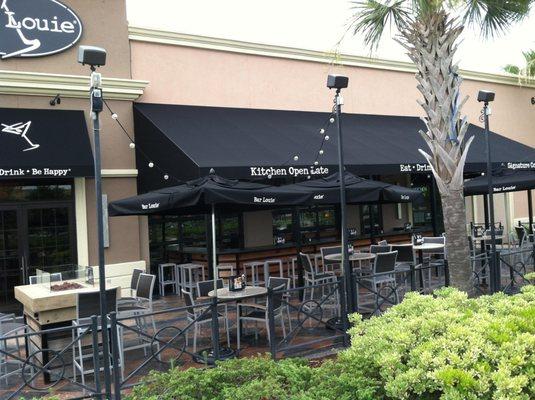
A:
218,214,240,249
272,210,293,244
410,175,433,228
360,204,382,235
181,216,206,247
0,183,72,202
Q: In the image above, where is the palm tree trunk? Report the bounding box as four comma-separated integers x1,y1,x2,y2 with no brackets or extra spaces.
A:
398,12,475,295
441,191,472,292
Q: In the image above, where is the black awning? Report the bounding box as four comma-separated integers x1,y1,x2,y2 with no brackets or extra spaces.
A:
0,108,94,179
464,170,535,196
134,103,535,192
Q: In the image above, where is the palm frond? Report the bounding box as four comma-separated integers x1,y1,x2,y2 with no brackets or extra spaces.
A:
503,64,521,75
350,0,411,49
462,0,533,38
522,49,535,77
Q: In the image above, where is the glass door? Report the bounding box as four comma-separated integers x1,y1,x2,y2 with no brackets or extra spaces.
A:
0,207,23,313
25,204,77,278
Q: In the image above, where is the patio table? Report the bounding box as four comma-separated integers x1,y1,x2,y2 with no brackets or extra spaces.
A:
208,286,268,351
325,252,375,271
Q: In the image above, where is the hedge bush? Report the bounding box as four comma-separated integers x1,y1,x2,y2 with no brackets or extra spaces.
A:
126,286,535,400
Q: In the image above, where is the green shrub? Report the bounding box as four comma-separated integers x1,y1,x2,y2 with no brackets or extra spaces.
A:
126,286,535,400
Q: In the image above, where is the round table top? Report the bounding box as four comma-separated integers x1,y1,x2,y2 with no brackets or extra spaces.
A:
208,285,267,299
325,252,376,262
413,243,445,251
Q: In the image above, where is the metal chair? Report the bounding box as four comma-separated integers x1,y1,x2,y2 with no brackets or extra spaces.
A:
0,314,29,385
118,268,144,305
118,274,158,357
320,246,342,273
177,263,205,296
263,259,284,285
267,277,292,331
72,288,122,386
236,284,287,351
243,261,265,286
182,289,229,353
361,251,398,311
370,244,392,254
298,253,336,301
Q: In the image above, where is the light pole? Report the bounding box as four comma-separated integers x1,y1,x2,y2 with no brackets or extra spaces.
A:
327,75,354,315
478,90,498,293
78,46,112,397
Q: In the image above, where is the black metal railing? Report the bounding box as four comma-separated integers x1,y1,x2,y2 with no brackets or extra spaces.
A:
0,316,103,400
267,278,349,360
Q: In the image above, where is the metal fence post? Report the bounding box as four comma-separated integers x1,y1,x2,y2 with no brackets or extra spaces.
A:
108,312,122,400
211,297,220,361
338,278,350,347
267,288,277,360
91,315,102,398
409,263,416,292
444,259,450,287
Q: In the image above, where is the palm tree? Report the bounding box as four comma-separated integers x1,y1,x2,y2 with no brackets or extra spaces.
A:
503,49,535,84
351,1,533,294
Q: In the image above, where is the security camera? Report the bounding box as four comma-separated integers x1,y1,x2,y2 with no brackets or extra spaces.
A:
531,97,535,105
327,74,349,90
49,94,61,106
77,45,106,68
477,90,495,103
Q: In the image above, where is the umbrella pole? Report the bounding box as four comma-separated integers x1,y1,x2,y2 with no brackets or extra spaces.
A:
528,191,533,234
211,204,218,293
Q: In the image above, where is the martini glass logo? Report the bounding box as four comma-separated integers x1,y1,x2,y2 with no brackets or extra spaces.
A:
1,0,41,58
1,121,40,151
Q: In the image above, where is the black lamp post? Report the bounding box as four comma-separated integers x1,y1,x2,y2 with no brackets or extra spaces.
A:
478,90,498,293
78,45,112,396
327,75,354,315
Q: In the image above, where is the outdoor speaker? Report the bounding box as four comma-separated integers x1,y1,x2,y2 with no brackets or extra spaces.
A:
78,46,107,67
327,75,349,89
477,90,495,103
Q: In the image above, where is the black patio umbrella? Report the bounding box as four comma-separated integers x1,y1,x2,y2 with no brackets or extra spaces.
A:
284,171,423,204
464,170,535,196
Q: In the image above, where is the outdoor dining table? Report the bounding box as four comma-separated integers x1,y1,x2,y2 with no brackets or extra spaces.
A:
208,286,268,351
324,252,376,271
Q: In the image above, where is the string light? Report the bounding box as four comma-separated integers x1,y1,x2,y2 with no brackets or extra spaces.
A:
319,149,324,155
293,155,299,161
314,161,319,165
103,99,181,184
320,128,325,134
329,117,335,123
325,135,330,141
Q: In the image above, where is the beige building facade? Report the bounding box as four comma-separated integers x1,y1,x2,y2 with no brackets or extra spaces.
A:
1,0,534,310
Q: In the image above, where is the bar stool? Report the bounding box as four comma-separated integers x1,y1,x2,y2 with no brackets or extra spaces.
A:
243,261,264,286
158,263,178,296
286,257,298,288
177,263,206,296
263,259,284,286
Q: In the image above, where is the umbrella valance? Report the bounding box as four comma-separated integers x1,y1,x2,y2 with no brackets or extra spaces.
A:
464,170,535,196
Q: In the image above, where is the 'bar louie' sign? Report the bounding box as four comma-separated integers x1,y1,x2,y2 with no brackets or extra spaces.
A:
1,0,82,59
250,166,329,178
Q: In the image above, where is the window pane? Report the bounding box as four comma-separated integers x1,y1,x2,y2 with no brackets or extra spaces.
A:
273,210,293,244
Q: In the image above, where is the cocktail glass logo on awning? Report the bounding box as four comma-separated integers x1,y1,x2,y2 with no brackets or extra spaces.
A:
1,121,40,151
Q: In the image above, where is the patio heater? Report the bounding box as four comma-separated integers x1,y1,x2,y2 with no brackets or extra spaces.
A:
327,75,354,314
478,90,499,293
78,46,112,396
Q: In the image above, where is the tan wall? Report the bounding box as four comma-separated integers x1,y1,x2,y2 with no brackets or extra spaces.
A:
0,0,142,266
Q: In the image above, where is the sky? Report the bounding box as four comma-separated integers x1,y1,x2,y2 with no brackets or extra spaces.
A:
126,0,535,75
